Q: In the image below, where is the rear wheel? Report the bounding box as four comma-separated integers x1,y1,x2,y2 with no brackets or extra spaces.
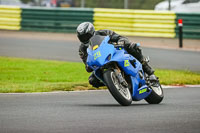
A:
103,69,132,106
145,82,164,104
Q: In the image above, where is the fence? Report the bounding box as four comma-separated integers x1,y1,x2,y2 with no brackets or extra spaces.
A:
176,13,200,39
0,5,21,30
21,7,94,32
94,8,176,38
0,5,199,39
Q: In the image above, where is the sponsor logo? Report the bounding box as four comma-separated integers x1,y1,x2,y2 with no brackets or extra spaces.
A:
139,88,147,94
94,51,101,60
124,60,130,67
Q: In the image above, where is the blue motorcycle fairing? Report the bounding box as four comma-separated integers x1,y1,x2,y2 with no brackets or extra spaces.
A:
112,52,151,101
130,76,151,101
87,36,115,70
86,36,152,101
87,39,139,77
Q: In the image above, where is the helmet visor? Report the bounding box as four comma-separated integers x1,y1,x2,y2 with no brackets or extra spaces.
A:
78,33,93,43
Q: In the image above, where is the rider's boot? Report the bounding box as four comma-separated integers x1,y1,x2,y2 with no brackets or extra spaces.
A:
141,59,160,88
142,61,158,82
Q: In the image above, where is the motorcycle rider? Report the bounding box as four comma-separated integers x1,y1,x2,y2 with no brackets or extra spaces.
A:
77,22,158,88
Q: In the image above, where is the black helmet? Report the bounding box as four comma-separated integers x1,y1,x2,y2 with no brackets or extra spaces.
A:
77,22,95,43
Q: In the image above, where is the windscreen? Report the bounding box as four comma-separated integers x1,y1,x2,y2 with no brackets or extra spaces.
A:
89,35,106,50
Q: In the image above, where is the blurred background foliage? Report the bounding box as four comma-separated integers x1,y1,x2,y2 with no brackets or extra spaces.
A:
17,0,164,9
20,0,31,3
74,0,163,9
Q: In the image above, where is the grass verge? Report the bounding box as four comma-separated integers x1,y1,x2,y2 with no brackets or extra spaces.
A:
0,56,200,93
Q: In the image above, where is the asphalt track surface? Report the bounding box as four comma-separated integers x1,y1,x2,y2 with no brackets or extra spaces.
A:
0,35,200,71
0,87,200,133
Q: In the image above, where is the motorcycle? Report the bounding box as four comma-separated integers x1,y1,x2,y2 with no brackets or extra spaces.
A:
86,35,164,106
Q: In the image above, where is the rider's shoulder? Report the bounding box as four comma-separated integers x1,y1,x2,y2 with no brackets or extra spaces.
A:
95,29,113,36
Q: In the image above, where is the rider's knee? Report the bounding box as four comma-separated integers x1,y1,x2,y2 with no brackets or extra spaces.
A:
88,75,96,85
88,74,104,88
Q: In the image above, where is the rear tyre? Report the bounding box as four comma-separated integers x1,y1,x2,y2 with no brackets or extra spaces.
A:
103,69,132,106
145,83,164,104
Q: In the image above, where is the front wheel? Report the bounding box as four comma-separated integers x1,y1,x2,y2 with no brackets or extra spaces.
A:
145,82,164,104
103,69,132,106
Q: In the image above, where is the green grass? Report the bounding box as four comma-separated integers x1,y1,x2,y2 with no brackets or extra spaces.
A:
0,57,91,93
0,56,200,93
155,69,200,85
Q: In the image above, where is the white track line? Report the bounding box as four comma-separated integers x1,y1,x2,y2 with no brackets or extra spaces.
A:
0,85,200,95
162,85,200,88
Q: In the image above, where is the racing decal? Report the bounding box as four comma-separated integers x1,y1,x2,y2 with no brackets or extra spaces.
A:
124,60,130,67
94,51,101,60
139,88,147,94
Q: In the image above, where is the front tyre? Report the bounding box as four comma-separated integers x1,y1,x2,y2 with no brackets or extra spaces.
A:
103,69,132,106
145,83,164,104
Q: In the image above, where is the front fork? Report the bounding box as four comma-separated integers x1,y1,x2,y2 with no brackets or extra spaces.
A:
94,63,129,88
113,64,128,88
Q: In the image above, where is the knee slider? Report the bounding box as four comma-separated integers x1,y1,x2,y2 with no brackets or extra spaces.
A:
88,76,95,85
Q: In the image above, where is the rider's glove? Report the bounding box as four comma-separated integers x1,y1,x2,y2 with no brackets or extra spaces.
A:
117,38,131,46
110,34,120,42
117,40,125,45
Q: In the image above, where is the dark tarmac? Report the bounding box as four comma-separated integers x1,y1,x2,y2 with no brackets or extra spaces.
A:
0,87,200,133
